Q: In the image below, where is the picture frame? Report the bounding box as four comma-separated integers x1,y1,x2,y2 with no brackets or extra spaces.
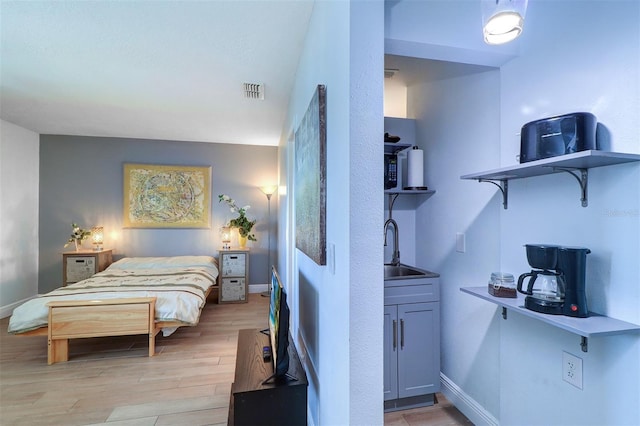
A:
123,163,211,228
295,84,327,265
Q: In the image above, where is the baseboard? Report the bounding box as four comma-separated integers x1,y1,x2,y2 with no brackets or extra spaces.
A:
0,295,37,319
248,284,268,294
440,372,499,426
295,329,317,426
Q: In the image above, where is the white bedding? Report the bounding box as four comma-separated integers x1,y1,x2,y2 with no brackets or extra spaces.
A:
8,256,219,336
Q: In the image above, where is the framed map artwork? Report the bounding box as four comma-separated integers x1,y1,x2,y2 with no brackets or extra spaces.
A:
123,163,211,228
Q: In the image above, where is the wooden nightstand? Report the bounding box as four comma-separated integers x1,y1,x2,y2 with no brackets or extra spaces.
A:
218,248,250,304
63,249,113,286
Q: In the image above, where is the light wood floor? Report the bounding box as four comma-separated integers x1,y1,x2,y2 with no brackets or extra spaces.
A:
0,293,472,426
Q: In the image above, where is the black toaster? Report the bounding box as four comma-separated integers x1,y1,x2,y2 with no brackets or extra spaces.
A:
519,112,597,163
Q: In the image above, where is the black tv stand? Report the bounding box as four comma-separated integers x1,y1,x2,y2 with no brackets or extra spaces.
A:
262,371,298,385
228,329,308,426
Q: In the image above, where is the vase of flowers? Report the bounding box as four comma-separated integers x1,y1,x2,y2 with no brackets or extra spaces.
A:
63,223,92,252
218,194,257,247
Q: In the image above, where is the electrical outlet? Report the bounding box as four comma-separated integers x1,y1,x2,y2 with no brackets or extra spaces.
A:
562,351,583,389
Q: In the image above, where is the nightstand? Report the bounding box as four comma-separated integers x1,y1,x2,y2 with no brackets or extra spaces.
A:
63,249,113,286
218,248,250,304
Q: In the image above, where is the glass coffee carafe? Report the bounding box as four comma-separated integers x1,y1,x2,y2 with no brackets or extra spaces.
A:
517,245,566,315
517,270,566,314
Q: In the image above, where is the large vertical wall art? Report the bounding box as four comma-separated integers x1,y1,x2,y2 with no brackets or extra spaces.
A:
123,163,211,228
295,84,327,265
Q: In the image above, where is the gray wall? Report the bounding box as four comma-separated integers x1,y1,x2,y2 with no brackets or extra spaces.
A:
39,135,277,293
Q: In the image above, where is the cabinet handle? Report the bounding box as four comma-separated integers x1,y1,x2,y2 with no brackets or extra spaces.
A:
400,319,405,349
392,320,397,350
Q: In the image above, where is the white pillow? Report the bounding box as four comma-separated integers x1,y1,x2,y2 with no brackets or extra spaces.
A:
107,255,217,270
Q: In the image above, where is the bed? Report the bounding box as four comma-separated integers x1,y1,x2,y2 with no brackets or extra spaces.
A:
8,255,219,364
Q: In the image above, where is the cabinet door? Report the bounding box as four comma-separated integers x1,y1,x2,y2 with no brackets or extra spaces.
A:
220,278,246,302
222,253,246,276
66,256,97,283
397,302,440,399
383,305,398,401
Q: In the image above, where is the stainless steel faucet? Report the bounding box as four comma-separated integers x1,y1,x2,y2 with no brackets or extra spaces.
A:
384,218,400,266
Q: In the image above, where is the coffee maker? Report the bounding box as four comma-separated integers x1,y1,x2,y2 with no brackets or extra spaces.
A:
517,244,591,317
558,246,591,317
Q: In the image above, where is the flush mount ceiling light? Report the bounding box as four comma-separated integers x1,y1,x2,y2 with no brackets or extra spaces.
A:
482,0,528,45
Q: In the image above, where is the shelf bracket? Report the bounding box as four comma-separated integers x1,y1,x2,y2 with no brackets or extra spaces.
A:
548,167,589,207
478,179,509,209
502,307,508,320
580,336,588,352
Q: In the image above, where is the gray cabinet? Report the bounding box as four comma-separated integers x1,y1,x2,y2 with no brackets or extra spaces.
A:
218,249,249,304
384,277,440,411
383,305,399,400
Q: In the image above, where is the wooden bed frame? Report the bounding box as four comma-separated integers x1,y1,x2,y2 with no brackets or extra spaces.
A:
17,287,213,365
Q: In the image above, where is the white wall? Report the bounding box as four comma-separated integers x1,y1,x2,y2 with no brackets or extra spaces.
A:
0,120,39,317
278,1,384,425
384,78,407,118
497,2,640,424
412,69,503,423
391,0,640,425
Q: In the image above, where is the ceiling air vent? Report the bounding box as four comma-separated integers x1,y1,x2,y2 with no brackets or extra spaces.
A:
243,82,264,100
384,68,399,79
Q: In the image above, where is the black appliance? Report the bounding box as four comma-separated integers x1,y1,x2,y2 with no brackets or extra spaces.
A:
384,154,398,190
558,246,591,317
517,244,590,317
519,112,597,163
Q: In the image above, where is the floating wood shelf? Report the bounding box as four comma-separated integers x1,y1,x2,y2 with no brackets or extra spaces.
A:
385,190,436,214
460,150,640,209
384,142,412,155
461,286,640,352
385,189,436,196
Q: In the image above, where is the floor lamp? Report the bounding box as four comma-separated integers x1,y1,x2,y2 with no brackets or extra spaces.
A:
260,185,277,297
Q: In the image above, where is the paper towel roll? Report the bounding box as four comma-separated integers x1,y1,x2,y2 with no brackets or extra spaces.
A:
407,146,424,188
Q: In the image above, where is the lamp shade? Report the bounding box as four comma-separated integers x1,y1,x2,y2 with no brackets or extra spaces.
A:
482,0,527,45
221,226,231,249
260,185,278,196
91,226,104,250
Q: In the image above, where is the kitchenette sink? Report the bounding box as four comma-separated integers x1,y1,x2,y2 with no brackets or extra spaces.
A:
384,264,439,280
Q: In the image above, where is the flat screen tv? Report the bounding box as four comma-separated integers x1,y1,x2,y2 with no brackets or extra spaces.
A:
264,266,294,383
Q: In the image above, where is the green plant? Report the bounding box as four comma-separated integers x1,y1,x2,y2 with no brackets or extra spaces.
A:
63,223,92,247
218,194,257,241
